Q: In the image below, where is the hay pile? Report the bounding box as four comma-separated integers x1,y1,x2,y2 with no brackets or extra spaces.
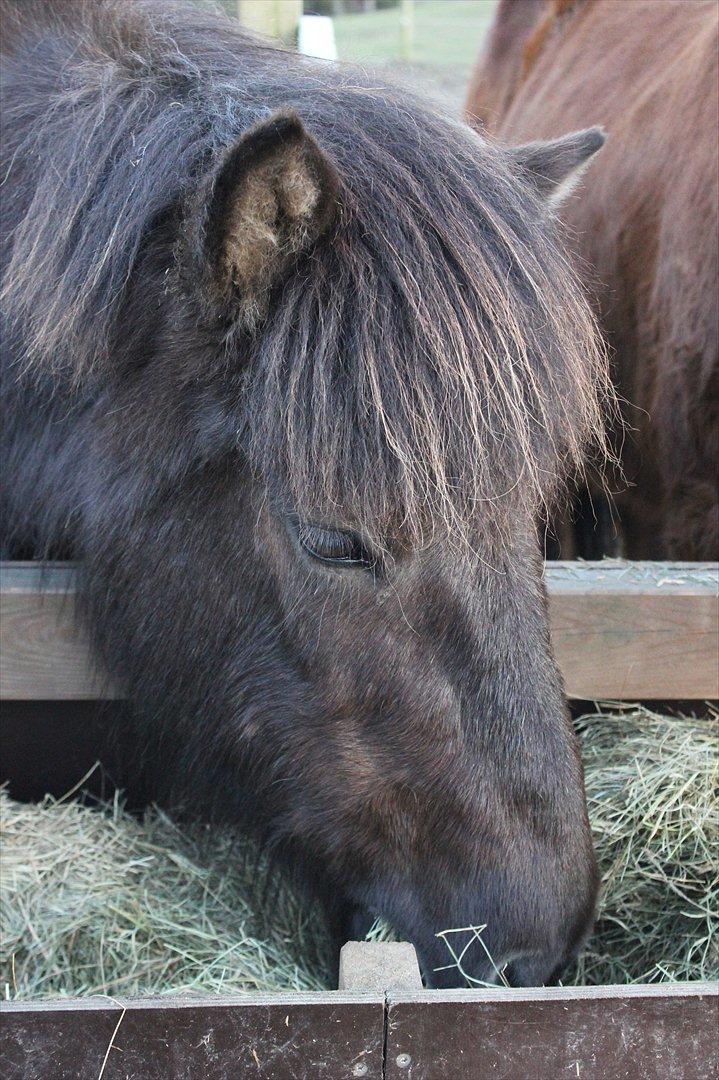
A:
568,706,717,986
0,793,334,998
1,707,716,999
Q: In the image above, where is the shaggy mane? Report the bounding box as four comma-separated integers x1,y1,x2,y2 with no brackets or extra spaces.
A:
1,0,612,542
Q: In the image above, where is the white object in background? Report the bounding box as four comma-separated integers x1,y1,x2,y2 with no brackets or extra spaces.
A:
298,15,337,61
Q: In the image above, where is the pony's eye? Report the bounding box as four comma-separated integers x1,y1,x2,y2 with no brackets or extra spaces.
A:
297,523,376,569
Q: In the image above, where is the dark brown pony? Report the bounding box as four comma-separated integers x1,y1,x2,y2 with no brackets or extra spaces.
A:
467,0,719,559
2,0,609,986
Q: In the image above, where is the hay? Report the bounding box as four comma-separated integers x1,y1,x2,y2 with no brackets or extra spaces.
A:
0,792,333,998
1,707,716,999
567,705,718,986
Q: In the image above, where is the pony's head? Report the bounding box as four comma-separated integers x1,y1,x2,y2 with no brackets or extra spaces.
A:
2,2,609,984
170,105,605,986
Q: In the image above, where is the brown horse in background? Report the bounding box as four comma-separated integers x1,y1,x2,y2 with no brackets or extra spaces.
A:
467,0,718,559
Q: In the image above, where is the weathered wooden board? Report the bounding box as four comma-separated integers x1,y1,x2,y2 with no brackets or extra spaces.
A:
548,561,719,699
0,992,386,1080
1,561,717,701
2,982,716,1080
385,982,719,1080
0,564,110,701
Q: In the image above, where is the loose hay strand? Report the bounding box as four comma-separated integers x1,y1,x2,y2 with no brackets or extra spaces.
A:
0,706,716,998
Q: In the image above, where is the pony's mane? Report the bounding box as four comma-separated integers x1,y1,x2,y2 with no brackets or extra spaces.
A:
1,0,612,542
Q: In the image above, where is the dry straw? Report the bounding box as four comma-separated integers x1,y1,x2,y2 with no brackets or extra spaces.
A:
568,705,717,986
0,793,334,997
1,707,716,999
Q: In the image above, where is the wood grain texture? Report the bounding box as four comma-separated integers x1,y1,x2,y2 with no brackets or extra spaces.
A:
547,561,719,699
1,561,717,701
0,992,386,1080
385,982,719,1080
0,565,112,700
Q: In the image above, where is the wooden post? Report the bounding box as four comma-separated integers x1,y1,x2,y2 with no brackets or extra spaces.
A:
399,0,414,62
236,0,303,44
339,942,423,992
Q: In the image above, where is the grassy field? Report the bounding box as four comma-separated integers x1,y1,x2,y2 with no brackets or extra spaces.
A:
333,0,497,115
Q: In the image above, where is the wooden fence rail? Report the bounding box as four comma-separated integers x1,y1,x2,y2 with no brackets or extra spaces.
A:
1,968,717,1079
1,561,717,701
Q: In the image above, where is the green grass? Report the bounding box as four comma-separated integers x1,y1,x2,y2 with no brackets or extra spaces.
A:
333,0,497,113
334,1,496,68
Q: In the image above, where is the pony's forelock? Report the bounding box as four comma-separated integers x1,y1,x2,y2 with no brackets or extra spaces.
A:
243,116,613,546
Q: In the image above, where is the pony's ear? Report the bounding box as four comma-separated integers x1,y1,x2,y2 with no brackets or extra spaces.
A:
198,110,341,327
510,127,605,208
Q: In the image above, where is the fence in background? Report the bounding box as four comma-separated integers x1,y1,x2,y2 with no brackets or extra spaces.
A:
2,561,717,703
